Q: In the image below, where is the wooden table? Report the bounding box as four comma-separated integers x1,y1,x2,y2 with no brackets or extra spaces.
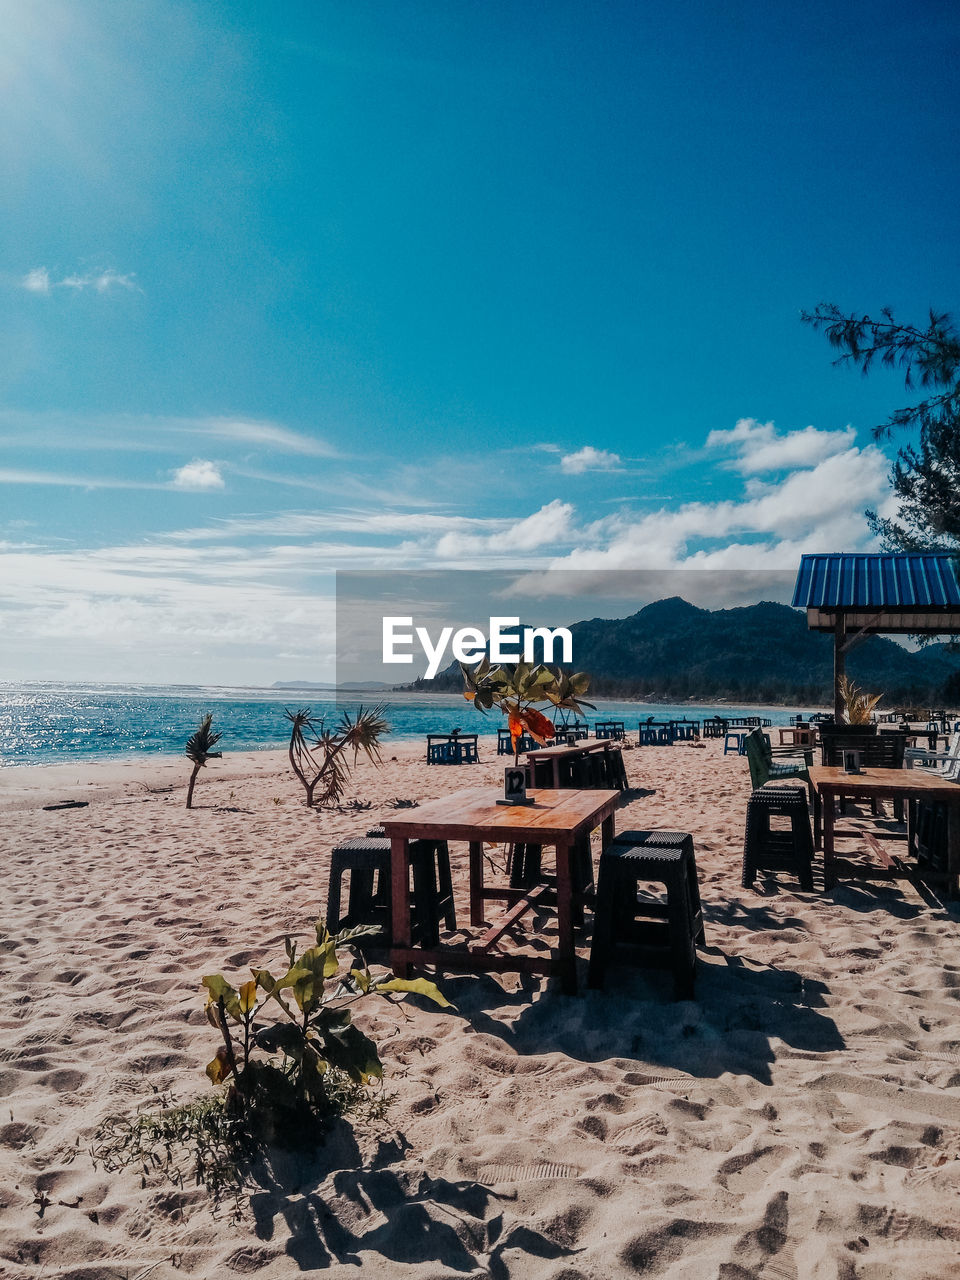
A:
777,725,816,748
809,765,960,893
522,740,615,789
381,787,620,994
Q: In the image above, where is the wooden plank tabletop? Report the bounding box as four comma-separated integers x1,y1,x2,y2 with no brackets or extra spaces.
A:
380,786,620,842
809,765,960,800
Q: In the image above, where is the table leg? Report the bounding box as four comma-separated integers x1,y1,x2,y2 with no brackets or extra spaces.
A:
469,841,484,926
813,789,822,850
554,839,577,994
552,759,560,789
822,788,836,888
390,837,412,979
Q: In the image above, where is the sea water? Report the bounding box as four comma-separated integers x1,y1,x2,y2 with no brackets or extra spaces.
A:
0,682,802,767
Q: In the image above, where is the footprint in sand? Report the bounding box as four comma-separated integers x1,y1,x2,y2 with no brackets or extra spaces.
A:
716,1145,795,1194
612,1113,669,1153
477,1161,581,1184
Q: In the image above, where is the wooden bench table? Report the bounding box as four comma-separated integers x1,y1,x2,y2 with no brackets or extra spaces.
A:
381,787,620,994
522,739,616,789
809,764,960,894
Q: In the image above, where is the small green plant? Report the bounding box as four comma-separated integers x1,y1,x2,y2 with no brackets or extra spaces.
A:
202,919,451,1147
92,921,451,1218
185,713,223,809
286,704,389,807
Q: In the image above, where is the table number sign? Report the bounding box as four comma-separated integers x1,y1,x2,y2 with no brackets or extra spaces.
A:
842,748,862,774
498,766,535,805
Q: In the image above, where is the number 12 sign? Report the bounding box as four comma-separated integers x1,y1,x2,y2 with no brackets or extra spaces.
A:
498,766,535,806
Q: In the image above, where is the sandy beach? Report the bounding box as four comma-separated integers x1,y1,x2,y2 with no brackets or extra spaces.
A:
2,738,960,1279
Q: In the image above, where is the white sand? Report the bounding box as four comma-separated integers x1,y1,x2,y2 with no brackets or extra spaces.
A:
2,739,960,1279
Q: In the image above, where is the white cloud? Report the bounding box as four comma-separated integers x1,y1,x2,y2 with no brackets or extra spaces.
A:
171,460,225,491
21,267,51,294
544,444,889,573
707,417,857,473
433,501,575,560
560,446,622,474
18,266,138,294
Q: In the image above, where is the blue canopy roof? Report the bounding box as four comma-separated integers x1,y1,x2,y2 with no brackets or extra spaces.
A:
793,553,960,612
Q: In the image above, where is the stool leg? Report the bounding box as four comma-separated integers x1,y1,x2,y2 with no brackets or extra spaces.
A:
667,869,696,1000
792,806,815,892
410,843,440,948
683,844,705,945
326,857,344,932
587,858,618,989
742,802,759,889
572,835,592,928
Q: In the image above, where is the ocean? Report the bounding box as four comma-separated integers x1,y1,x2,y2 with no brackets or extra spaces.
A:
0,682,803,767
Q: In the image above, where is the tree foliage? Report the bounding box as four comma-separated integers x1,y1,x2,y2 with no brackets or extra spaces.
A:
286,703,389,807
185,712,222,809
802,303,960,550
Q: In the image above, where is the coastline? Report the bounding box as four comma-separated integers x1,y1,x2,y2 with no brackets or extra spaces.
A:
0,685,827,770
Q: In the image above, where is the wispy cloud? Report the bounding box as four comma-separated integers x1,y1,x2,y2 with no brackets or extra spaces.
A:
560,446,622,474
191,417,339,457
0,410,336,460
0,467,164,490
19,266,139,294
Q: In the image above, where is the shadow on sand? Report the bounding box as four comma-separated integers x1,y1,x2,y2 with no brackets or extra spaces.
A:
246,1125,578,1274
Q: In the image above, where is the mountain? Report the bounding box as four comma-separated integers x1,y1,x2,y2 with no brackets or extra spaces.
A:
411,598,960,706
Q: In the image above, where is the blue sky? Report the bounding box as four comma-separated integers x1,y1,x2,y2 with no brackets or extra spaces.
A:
2,0,959,683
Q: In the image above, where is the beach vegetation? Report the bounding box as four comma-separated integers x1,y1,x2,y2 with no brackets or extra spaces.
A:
92,919,451,1219
803,303,960,550
837,675,883,724
285,703,389,807
460,657,594,762
201,918,451,1147
185,713,223,809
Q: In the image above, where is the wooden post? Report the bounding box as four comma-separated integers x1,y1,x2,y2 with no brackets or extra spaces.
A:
834,614,845,722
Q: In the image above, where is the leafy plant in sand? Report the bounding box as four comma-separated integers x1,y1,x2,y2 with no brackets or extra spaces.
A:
185,713,222,809
460,658,594,763
202,919,451,1147
286,703,389,807
92,920,451,1218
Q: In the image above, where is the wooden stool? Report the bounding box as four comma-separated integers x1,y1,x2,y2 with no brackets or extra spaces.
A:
741,785,814,891
588,830,703,999
325,837,455,946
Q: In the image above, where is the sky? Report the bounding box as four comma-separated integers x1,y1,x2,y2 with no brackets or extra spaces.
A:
1,0,959,684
